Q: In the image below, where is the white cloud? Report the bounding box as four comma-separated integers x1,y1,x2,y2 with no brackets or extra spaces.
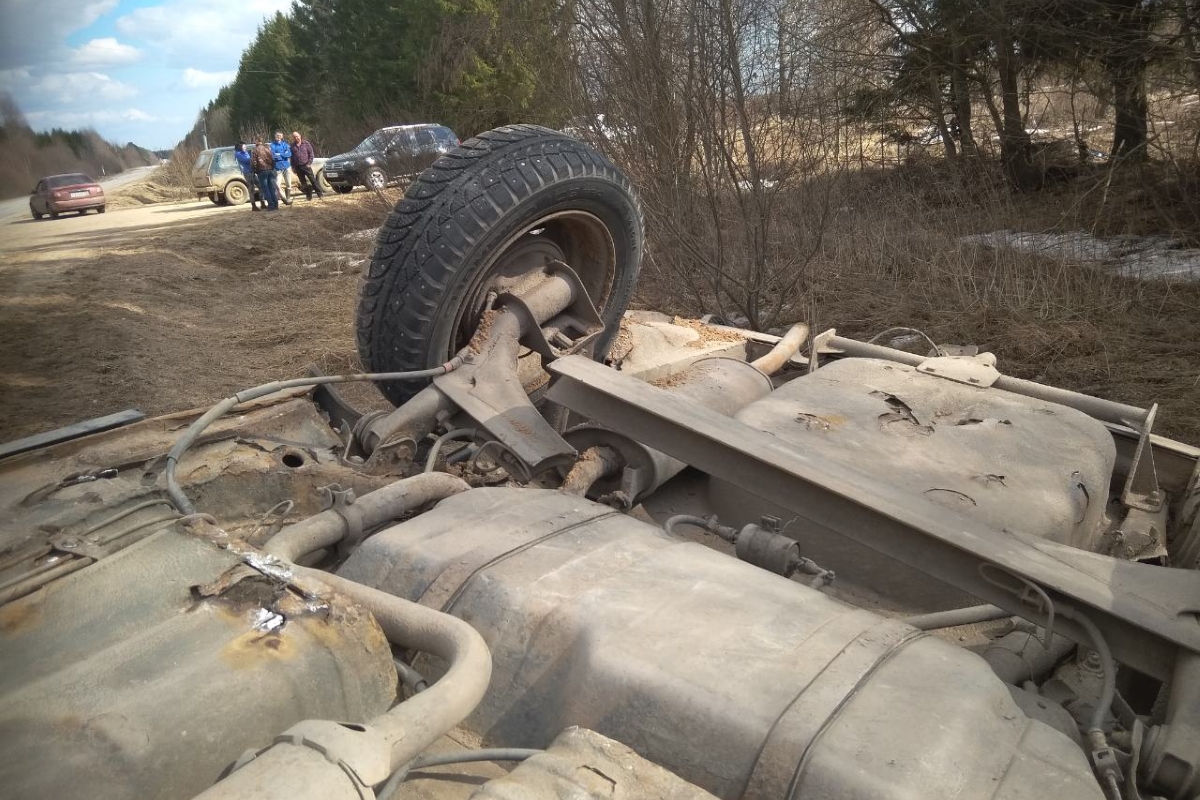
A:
115,0,293,69
26,108,157,127
0,0,118,69
70,38,142,69
29,73,138,105
0,0,290,149
181,68,236,90
0,68,32,92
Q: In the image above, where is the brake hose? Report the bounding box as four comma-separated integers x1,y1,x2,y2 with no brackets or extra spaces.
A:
164,361,463,515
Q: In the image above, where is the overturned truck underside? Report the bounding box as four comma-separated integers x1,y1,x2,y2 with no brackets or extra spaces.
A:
2,125,1199,800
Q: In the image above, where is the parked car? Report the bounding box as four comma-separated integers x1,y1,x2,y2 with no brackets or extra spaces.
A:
192,145,332,205
322,124,459,193
29,173,105,219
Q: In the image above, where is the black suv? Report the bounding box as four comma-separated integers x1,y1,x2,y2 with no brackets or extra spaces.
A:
322,124,459,193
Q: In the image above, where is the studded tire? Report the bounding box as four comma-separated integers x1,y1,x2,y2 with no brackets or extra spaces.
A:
356,124,644,406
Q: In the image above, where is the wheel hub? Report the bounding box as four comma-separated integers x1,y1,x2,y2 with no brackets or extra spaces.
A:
451,211,617,356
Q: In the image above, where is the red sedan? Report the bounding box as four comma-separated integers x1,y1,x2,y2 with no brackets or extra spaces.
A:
30,173,106,219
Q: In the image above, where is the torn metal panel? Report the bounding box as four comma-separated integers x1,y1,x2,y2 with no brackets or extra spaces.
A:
0,525,395,800
732,357,1116,550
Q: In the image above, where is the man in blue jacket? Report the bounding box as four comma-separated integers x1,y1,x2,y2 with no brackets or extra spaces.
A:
271,131,293,206
233,143,260,211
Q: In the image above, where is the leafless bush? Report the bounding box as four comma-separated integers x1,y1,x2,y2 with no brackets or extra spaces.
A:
563,0,869,329
0,120,157,199
158,144,200,190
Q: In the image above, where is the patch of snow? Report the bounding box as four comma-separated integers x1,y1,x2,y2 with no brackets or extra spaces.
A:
735,179,780,191
960,230,1200,280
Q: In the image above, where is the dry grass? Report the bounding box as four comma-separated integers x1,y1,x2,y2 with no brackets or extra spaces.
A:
107,170,195,208
637,161,1200,443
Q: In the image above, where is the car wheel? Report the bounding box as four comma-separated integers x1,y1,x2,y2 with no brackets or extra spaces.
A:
225,180,250,206
317,170,333,194
364,168,387,191
97,205,106,214
356,124,644,407
334,185,354,195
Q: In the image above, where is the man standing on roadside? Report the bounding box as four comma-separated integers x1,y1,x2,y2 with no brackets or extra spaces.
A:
290,130,325,201
233,143,261,211
251,138,279,211
271,131,293,206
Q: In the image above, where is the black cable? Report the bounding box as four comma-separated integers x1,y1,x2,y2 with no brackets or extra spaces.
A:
164,362,463,515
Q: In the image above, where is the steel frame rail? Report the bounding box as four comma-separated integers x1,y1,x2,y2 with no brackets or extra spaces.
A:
547,355,1200,681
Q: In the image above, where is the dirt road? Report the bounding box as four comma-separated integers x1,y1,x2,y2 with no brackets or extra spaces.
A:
0,196,244,258
0,187,395,441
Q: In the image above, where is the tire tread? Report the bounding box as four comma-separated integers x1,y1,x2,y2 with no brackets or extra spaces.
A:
355,124,643,405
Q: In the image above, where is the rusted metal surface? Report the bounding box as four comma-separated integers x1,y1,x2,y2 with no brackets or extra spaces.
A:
824,334,1152,428
561,357,773,505
545,354,1200,681
435,309,576,476
0,523,395,800
731,357,1115,549
0,393,404,601
1,309,1197,799
432,272,585,476
338,487,1103,799
468,727,718,799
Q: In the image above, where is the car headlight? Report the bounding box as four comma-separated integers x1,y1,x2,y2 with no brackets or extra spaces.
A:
364,156,376,166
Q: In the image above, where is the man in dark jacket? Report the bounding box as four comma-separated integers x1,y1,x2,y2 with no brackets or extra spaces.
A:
290,130,325,201
233,143,261,211
250,138,279,211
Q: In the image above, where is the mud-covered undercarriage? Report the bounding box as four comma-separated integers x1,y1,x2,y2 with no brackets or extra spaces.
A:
2,126,1199,800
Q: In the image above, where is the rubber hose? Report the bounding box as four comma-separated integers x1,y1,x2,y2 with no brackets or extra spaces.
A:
903,603,1013,630
751,323,810,375
292,567,493,772
424,428,477,473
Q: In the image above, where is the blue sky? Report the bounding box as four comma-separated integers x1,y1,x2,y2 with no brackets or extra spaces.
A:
0,0,293,150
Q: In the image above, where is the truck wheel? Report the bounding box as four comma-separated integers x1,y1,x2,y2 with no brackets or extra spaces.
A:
356,124,644,406
364,168,387,191
208,192,220,205
333,185,354,194
317,170,333,194
225,180,250,206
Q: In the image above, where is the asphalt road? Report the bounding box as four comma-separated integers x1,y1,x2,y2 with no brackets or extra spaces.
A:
0,166,159,224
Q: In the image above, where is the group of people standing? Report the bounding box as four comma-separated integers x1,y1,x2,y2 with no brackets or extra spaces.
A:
234,131,325,211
